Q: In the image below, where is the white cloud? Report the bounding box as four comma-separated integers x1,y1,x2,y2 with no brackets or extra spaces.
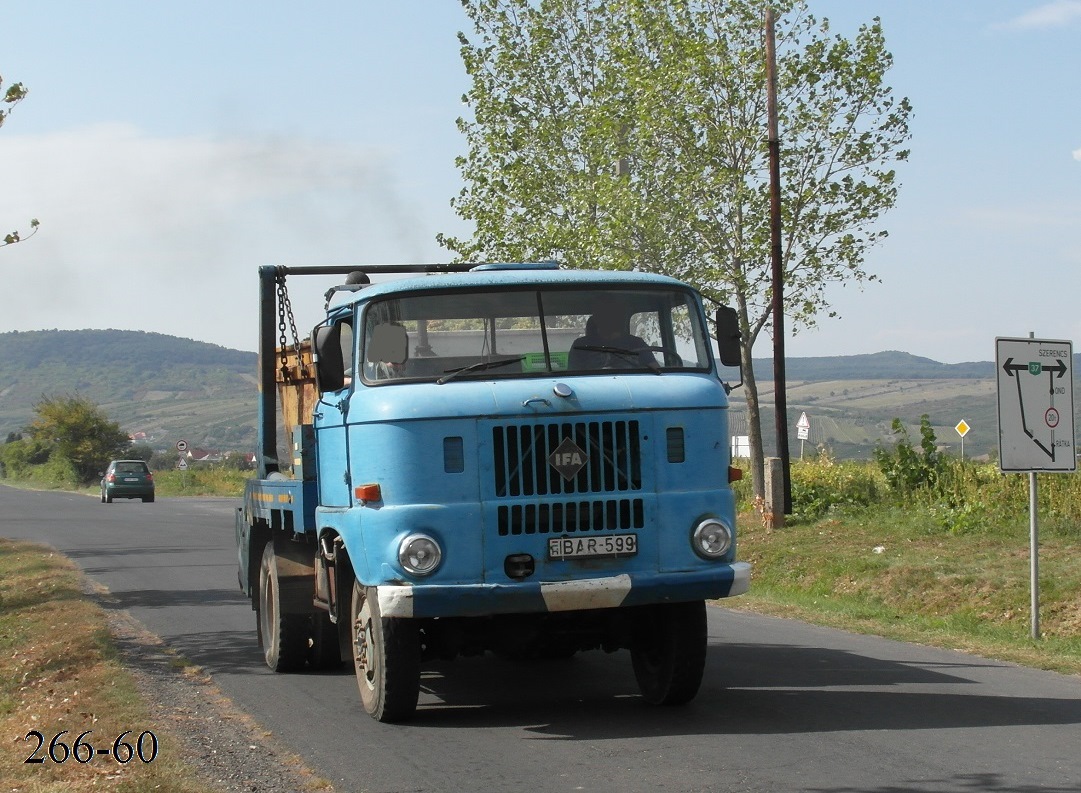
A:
0,124,444,350
997,0,1081,29
1074,147,1081,161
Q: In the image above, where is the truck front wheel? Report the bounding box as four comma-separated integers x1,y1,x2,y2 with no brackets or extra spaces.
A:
351,581,420,722
257,543,309,672
630,600,707,706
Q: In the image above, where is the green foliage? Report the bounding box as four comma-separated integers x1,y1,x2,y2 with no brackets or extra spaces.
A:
449,0,912,498
25,394,131,484
789,456,881,521
220,451,255,471
873,415,945,494
0,435,53,478
153,466,247,497
149,449,181,470
128,443,154,463
0,73,28,127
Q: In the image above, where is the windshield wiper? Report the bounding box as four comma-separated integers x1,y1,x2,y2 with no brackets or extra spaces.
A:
436,356,526,385
572,346,662,374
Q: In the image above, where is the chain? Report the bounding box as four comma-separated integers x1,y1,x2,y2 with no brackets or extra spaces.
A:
275,271,302,382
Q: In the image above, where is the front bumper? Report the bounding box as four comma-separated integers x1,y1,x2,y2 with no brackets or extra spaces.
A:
376,562,751,619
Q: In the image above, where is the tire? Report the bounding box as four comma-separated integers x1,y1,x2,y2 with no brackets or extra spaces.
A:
630,600,707,706
100,489,107,503
257,543,309,672
103,490,113,504
351,581,420,722
308,610,343,670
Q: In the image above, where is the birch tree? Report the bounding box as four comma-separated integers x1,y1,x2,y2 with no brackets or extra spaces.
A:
443,0,911,496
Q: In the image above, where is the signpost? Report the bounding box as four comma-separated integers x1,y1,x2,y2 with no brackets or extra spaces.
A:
176,440,189,484
954,419,970,458
796,412,810,458
995,336,1075,639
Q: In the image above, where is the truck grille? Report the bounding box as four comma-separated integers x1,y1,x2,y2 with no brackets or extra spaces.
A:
497,498,645,536
492,420,642,497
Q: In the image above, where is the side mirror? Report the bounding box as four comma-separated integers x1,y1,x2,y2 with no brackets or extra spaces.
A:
313,323,345,393
714,306,742,367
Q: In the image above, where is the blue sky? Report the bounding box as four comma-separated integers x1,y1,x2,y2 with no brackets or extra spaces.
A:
1,1,1079,363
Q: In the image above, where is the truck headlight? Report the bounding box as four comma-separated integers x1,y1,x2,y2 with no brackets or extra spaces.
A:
398,533,443,576
691,518,733,560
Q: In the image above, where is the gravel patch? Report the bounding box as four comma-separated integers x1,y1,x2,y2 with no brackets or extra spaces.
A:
91,583,336,793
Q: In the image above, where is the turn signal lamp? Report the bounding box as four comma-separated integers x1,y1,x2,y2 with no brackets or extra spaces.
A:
354,483,382,503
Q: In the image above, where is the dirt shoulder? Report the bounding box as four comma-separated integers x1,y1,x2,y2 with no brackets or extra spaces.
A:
93,582,336,793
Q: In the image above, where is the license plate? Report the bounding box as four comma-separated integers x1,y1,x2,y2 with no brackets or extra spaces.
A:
124,477,139,482
548,534,637,560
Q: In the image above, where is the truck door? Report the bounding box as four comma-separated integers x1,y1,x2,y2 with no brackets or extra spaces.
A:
312,318,354,507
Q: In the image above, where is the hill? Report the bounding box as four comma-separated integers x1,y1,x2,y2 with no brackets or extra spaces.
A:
754,350,994,381
0,330,259,450
0,329,1076,460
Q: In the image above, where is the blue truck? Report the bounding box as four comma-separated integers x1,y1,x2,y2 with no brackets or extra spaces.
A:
236,262,749,721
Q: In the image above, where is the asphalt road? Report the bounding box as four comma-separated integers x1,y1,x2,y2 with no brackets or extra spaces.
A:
3,484,1081,793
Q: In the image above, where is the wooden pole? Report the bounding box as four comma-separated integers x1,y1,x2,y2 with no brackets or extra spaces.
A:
765,9,792,513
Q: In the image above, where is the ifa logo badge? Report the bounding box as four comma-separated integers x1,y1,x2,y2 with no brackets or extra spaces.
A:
548,437,588,480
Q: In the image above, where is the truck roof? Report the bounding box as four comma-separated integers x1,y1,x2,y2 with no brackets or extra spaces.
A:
340,267,695,307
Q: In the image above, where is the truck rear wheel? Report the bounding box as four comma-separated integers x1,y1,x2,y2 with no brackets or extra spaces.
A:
351,581,420,722
258,543,309,672
630,600,707,706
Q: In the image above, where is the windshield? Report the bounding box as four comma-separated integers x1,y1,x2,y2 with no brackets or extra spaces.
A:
360,286,712,384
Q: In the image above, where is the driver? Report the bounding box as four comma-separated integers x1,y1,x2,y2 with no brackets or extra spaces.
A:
568,303,653,369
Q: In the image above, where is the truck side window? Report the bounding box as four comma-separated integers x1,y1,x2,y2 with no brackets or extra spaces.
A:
340,321,354,386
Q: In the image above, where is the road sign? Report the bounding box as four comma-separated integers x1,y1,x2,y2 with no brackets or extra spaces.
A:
995,337,1075,472
796,412,810,440
176,440,188,453
955,419,970,438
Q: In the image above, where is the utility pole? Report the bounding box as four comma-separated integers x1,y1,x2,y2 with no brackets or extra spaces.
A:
765,8,792,513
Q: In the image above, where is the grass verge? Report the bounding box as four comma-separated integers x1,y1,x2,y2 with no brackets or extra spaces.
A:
0,538,218,793
732,503,1081,677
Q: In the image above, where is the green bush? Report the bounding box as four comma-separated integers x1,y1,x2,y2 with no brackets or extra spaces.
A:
873,415,946,495
154,466,247,497
0,436,53,478
790,456,881,521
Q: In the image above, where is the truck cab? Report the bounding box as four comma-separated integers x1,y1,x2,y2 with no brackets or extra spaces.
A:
237,262,748,722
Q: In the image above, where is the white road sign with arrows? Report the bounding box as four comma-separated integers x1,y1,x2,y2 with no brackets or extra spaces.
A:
995,337,1075,472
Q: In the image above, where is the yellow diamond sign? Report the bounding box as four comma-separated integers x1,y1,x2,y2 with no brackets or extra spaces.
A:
955,419,970,438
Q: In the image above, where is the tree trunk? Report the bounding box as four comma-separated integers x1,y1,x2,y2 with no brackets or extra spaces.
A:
741,342,765,500
734,293,765,500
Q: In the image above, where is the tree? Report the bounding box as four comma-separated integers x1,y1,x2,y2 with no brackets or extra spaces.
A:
1,72,39,248
444,0,911,496
26,394,131,484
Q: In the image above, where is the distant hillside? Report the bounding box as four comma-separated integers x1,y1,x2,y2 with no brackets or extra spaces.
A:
0,330,258,449
739,350,1081,460
753,350,995,381
1,329,1076,461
